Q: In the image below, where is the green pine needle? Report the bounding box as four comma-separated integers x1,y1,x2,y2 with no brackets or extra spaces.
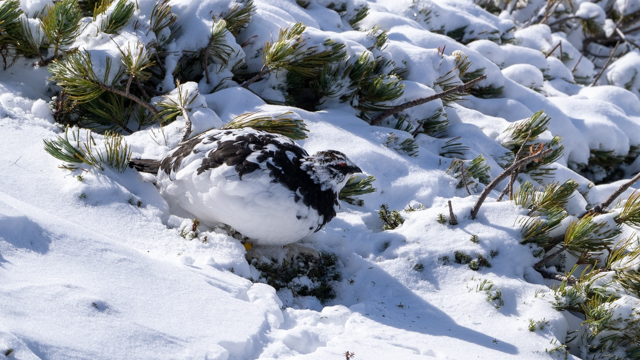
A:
339,175,376,206
222,111,309,140
221,0,255,37
348,4,369,28
100,0,135,35
49,50,124,103
149,0,178,46
563,215,619,258
615,191,640,229
205,19,234,69
440,136,469,158
41,0,84,59
379,204,404,230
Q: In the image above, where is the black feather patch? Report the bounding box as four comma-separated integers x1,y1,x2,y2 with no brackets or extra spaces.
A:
161,129,339,229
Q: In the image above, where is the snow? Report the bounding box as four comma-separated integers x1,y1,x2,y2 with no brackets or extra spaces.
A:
2,0,640,359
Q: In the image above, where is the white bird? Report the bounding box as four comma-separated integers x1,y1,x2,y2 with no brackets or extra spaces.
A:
132,128,362,245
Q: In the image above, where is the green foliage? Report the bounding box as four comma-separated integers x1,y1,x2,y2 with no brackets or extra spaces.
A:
469,254,492,271
476,279,504,308
49,50,124,103
99,0,135,35
117,41,154,87
77,92,134,132
616,192,640,229
501,111,564,181
379,204,404,230
222,111,309,140
470,235,479,243
385,133,418,157
348,4,369,28
221,0,255,37
156,83,198,125
437,213,447,224
446,155,491,191
101,131,132,172
339,175,376,206
366,25,387,50
40,0,84,59
252,252,341,304
204,19,234,70
519,207,567,247
562,215,619,259
454,251,472,264
514,180,579,216
43,127,131,172
418,107,448,138
149,0,178,47
440,136,469,157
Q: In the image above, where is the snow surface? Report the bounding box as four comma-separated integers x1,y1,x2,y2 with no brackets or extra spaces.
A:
2,0,640,359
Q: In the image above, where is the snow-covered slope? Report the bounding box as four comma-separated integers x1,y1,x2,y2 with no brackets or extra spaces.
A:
2,0,640,359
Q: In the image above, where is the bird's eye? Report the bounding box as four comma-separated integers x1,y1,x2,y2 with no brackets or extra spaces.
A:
338,163,346,166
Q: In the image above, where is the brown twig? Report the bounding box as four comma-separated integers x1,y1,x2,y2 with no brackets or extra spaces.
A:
571,52,584,73
448,200,458,225
370,74,487,126
179,105,192,143
497,130,532,202
536,267,578,285
545,41,562,59
591,171,640,215
590,41,620,86
547,15,578,28
241,66,270,88
615,28,640,51
95,83,161,119
460,163,472,196
470,148,552,220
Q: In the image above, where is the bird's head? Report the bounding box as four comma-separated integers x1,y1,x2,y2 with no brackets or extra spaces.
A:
301,150,362,191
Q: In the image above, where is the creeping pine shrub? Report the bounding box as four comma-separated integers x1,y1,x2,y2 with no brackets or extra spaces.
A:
252,252,341,304
379,204,404,230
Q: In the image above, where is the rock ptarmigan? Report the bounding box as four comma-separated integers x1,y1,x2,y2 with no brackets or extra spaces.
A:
132,128,362,245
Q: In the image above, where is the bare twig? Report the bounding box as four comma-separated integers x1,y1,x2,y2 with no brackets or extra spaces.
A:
448,200,458,225
370,74,487,126
615,28,640,51
571,52,584,73
179,105,192,143
545,41,562,58
536,267,578,285
497,130,532,202
135,78,150,99
534,246,566,268
590,41,620,86
95,83,161,119
241,66,270,88
547,15,578,28
591,171,640,214
470,148,552,220
460,164,472,196
129,158,160,173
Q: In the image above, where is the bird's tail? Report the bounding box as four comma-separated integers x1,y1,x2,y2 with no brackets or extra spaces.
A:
129,159,160,174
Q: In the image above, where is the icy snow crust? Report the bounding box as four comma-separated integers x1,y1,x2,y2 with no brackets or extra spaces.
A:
1,0,640,359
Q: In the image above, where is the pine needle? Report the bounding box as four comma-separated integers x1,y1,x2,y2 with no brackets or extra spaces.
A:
339,175,376,206
222,111,309,140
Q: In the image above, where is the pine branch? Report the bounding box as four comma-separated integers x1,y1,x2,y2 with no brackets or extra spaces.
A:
590,41,620,86
370,74,486,126
95,82,160,119
536,267,578,285
591,171,640,214
545,41,562,59
471,148,552,220
448,200,458,225
241,66,269,88
500,130,532,201
129,158,160,173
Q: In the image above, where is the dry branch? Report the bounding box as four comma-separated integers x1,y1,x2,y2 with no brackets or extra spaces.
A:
591,171,640,214
470,148,553,220
448,200,458,225
369,74,487,126
590,41,620,86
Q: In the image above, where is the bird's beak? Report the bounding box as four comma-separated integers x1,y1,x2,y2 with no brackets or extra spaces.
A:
347,165,362,174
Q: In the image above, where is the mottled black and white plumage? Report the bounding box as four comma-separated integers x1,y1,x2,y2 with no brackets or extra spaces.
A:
156,128,362,245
